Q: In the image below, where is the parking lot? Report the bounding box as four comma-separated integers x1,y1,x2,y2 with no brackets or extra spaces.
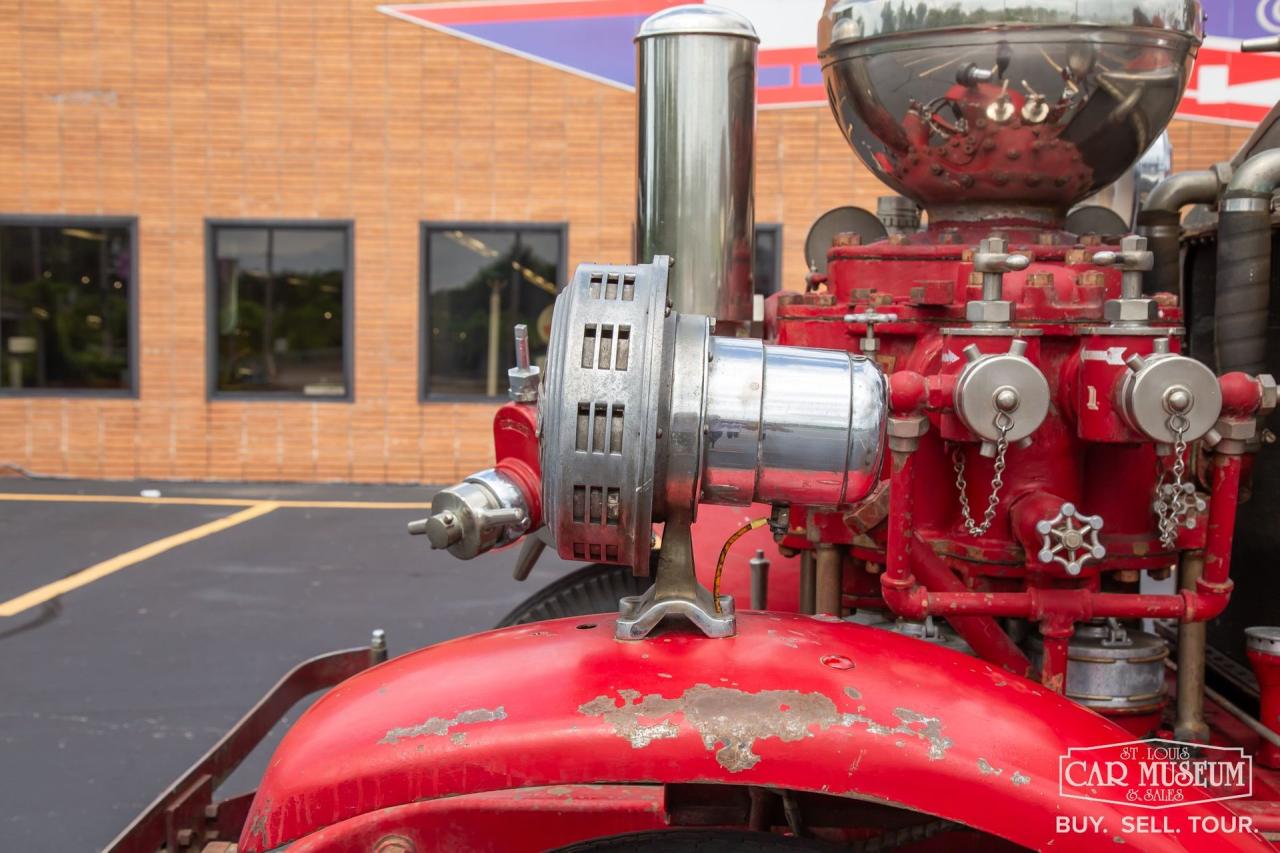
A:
0,478,577,852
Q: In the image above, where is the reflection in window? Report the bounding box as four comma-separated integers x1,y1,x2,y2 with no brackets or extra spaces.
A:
424,225,563,397
0,220,133,391
212,224,349,396
754,223,783,296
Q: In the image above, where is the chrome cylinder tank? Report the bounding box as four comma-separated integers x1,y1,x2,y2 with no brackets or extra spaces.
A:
818,0,1202,224
635,5,757,325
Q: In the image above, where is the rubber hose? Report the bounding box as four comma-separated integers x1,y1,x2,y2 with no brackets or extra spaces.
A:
1216,201,1273,374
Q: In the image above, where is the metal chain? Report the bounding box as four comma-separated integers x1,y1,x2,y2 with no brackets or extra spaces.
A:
1153,414,1191,549
953,412,1013,537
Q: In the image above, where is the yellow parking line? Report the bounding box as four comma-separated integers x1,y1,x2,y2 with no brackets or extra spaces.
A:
0,502,281,618
0,493,428,510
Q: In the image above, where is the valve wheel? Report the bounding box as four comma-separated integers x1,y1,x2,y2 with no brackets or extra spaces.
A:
1035,502,1105,576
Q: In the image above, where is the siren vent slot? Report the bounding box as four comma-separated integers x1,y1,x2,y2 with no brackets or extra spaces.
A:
575,403,590,451
592,403,607,452
610,404,624,454
615,326,630,370
598,325,614,370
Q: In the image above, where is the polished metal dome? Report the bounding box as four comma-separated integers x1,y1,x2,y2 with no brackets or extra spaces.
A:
819,0,1203,222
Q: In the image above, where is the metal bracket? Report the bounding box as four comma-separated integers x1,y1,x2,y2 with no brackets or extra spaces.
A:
615,512,736,640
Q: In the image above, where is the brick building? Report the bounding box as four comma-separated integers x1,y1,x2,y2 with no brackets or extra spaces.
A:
0,0,1255,484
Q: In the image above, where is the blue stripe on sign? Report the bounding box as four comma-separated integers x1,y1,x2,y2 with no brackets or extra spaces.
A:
758,64,792,89
799,63,822,86
454,16,649,87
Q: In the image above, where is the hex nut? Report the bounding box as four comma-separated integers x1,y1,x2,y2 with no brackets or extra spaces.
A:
1259,374,1277,414
965,299,1014,323
1212,418,1258,441
887,415,930,439
1103,298,1158,323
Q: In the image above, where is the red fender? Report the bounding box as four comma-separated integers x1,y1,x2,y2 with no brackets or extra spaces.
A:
242,613,1263,852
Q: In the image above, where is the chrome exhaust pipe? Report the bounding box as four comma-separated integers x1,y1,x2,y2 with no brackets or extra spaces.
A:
634,5,758,329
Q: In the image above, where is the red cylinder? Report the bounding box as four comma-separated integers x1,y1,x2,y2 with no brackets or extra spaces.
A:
1245,627,1280,769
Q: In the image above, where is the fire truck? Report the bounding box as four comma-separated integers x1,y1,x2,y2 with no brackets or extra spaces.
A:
113,1,1280,850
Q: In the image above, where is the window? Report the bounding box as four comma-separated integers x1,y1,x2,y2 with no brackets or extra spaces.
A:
422,223,564,397
0,217,135,392
755,223,783,297
209,222,351,398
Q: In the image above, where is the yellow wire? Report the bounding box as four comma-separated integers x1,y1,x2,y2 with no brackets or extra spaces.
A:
712,517,769,613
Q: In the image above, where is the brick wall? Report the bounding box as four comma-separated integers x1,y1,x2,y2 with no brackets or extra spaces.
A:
0,1,1254,484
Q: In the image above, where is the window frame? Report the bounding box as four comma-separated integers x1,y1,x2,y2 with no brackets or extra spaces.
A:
0,214,140,398
754,222,784,297
419,220,568,402
205,218,355,403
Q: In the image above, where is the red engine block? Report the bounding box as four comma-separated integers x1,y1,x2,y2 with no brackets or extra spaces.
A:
767,223,1266,696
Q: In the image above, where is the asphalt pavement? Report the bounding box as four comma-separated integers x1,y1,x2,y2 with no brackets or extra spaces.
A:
0,477,578,852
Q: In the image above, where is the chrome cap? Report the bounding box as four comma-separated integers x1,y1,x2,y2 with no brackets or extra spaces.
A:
818,0,1202,220
1246,626,1280,658
637,4,759,41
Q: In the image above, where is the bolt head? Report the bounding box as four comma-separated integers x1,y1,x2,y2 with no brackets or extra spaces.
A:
1120,234,1148,253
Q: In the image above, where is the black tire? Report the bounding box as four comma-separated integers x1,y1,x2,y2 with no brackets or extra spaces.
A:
495,563,653,627
551,829,840,852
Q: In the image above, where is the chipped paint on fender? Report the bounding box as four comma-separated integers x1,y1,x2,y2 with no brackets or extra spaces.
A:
577,683,952,771
379,706,507,745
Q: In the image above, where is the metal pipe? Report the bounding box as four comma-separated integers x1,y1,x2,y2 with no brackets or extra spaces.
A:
749,548,769,610
815,544,842,616
799,551,816,615
881,448,1033,676
882,452,1246,629
1174,550,1210,743
1136,168,1224,295
1202,454,1242,588
1217,149,1280,373
1144,169,1222,213
1165,659,1280,752
635,5,757,327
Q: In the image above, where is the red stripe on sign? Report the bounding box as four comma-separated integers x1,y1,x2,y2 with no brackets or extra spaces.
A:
760,46,820,64
394,0,672,26
1177,100,1271,126
758,86,825,107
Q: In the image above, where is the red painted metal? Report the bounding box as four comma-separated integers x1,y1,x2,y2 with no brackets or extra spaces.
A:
1248,647,1280,770
242,613,1265,852
284,785,668,853
771,236,1261,676
493,401,543,529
